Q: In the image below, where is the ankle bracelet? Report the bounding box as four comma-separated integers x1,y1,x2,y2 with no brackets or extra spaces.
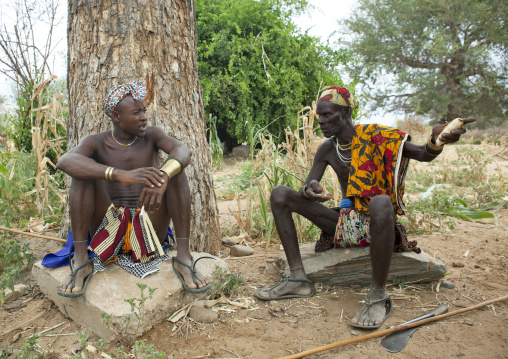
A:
290,265,305,271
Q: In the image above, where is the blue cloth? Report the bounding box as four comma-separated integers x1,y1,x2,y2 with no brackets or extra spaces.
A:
42,227,174,268
339,198,354,208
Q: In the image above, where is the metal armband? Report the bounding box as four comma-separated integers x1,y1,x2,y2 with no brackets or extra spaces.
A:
160,157,183,179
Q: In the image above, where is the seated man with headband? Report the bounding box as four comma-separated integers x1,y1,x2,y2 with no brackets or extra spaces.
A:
55,81,209,297
255,86,474,329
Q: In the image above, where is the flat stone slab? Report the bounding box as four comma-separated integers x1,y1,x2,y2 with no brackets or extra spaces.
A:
276,244,446,287
33,251,227,341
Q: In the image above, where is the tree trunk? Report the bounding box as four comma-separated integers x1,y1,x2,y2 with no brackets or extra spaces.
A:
62,0,221,253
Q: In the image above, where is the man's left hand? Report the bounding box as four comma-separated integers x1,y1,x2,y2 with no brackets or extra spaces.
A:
431,118,476,144
138,173,169,212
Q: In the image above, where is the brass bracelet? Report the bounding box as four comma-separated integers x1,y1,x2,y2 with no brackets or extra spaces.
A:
301,185,310,199
160,157,183,179
105,166,115,181
427,135,444,151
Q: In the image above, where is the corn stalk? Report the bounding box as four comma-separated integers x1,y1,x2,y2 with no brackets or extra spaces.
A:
27,75,67,215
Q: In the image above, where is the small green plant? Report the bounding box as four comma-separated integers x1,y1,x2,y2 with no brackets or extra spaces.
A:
78,332,88,351
17,333,42,359
391,277,407,289
207,113,223,169
96,339,105,352
124,283,158,337
211,265,245,298
0,234,34,304
116,340,174,359
131,340,170,359
0,151,38,226
100,312,112,325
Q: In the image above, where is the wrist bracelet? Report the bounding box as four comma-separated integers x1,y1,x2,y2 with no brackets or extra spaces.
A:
301,185,310,199
160,157,183,179
427,134,444,151
105,166,115,181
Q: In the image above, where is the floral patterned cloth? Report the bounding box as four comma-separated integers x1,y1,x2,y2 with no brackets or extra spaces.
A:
347,124,411,216
314,123,420,253
318,86,356,109
315,208,420,253
103,81,146,117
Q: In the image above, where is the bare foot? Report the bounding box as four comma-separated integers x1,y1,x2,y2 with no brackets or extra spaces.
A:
57,257,93,294
172,256,209,290
256,278,314,300
350,288,391,328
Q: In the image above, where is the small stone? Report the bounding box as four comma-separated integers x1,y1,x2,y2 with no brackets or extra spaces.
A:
475,264,481,268
189,306,218,323
452,262,465,268
441,281,454,289
2,284,28,303
351,330,360,336
230,245,254,257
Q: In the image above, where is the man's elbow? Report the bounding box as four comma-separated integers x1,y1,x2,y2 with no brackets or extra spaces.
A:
56,155,70,173
181,147,192,168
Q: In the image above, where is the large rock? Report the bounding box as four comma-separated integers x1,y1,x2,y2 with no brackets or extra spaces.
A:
232,145,250,158
276,244,446,287
33,251,226,341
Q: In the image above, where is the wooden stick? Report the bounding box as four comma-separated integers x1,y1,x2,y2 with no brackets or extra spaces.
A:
0,226,66,243
279,294,508,359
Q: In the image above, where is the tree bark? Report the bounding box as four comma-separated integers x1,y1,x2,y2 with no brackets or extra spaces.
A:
62,0,221,253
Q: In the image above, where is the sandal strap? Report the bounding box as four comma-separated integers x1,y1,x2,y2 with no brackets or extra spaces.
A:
69,259,93,276
192,256,216,271
172,256,197,274
365,296,391,306
270,262,288,279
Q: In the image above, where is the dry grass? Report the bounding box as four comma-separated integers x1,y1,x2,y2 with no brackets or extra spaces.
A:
27,75,67,216
230,89,343,245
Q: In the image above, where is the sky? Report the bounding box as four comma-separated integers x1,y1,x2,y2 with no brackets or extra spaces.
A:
0,0,398,126
293,0,399,126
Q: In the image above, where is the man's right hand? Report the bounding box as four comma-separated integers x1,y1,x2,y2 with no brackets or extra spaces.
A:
113,167,165,188
302,180,332,202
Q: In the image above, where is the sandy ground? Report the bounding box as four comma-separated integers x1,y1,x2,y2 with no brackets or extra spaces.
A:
1,146,507,359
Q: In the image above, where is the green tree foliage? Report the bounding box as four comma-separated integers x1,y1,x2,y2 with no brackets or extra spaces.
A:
196,0,346,144
344,0,508,125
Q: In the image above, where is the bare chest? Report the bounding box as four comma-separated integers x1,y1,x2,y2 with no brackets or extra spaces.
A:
96,140,158,170
326,150,351,193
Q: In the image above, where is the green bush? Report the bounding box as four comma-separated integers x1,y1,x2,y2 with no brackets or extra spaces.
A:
196,0,347,144
0,234,34,304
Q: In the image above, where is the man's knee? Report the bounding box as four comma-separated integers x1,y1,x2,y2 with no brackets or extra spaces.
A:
369,195,394,223
270,185,293,210
69,178,94,199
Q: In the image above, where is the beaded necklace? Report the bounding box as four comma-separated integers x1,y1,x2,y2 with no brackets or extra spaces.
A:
335,136,352,165
111,131,137,147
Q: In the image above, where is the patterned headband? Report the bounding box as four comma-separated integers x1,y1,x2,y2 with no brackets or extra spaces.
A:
318,86,356,110
103,81,147,117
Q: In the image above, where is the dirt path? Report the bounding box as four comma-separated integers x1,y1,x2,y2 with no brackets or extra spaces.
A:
1,149,507,359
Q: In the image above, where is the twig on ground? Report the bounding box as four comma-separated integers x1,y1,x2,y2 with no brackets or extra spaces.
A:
38,321,67,335
41,333,77,337
224,254,264,260
221,346,240,358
